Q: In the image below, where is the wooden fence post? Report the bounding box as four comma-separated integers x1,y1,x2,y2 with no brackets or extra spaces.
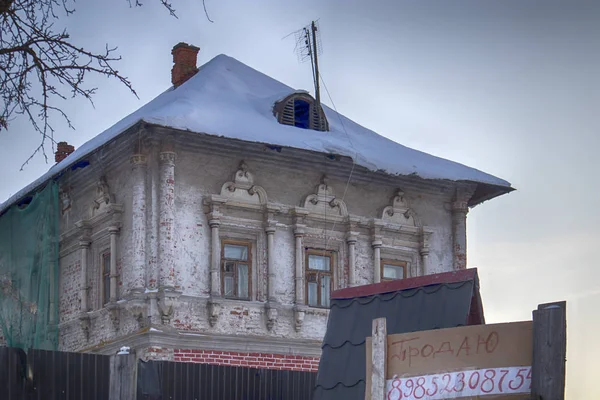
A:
531,301,567,400
109,350,138,400
370,317,387,400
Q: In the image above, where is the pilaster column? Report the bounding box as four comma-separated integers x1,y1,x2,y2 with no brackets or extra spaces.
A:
209,219,221,297
419,228,431,276
158,151,176,288
371,221,384,284
79,240,91,312
346,234,358,287
372,239,383,283
451,185,475,270
294,227,305,304
109,226,119,302
130,154,147,290
266,225,276,302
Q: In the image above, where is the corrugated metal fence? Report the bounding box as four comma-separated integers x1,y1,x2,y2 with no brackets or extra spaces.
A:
1,347,317,400
138,359,317,400
0,346,110,400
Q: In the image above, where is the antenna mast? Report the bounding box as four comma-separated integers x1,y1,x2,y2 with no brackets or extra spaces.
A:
311,21,321,107
289,20,323,107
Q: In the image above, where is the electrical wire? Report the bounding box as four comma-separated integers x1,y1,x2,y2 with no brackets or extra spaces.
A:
320,73,357,253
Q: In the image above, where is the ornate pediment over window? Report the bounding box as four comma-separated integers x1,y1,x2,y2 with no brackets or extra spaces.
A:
381,190,418,227
87,175,123,226
91,176,116,217
302,175,348,217
217,161,268,206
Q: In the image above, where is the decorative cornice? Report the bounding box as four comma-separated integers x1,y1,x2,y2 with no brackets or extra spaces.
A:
86,328,323,357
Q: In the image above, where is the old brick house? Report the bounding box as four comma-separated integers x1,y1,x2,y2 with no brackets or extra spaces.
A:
0,43,512,371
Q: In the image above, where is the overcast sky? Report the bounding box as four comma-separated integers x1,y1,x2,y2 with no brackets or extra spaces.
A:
1,1,598,397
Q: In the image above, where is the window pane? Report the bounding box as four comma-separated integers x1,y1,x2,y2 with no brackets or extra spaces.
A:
308,282,318,306
237,264,249,298
383,264,404,280
224,261,235,273
224,275,234,297
102,253,111,274
308,254,330,271
321,275,331,307
104,276,110,304
224,244,248,261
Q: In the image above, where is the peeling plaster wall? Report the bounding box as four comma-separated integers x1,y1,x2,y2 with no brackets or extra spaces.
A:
57,150,138,351
151,142,457,342
55,129,465,354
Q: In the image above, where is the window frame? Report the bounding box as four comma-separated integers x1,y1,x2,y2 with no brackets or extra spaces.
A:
381,259,407,282
220,239,252,300
100,250,111,306
305,248,335,308
273,93,329,132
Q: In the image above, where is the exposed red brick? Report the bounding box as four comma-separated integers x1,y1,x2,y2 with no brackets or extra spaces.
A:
169,349,320,372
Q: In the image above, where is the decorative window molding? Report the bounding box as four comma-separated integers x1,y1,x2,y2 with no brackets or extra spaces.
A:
100,250,111,306
305,249,335,308
273,92,329,132
203,161,275,328
381,190,420,228
221,239,252,300
381,259,407,281
75,175,123,336
215,161,268,207
302,175,348,220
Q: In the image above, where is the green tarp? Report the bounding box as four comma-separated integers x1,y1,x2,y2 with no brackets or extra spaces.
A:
0,181,59,350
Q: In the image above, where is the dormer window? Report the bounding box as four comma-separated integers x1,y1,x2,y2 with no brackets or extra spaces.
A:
274,93,329,132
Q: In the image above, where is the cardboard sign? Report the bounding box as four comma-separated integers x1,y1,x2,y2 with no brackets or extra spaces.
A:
366,321,533,399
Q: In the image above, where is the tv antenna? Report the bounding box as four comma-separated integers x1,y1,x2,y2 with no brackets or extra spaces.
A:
287,20,323,107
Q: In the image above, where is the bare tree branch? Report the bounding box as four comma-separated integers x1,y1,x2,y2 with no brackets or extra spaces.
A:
203,0,213,23
1,0,138,168
1,0,213,167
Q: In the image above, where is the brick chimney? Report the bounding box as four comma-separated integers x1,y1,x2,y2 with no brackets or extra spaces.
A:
171,42,200,88
55,141,75,163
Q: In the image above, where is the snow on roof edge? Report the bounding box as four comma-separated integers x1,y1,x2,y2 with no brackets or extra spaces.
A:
0,53,512,214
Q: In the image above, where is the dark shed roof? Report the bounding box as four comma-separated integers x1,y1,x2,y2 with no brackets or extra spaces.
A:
312,268,484,400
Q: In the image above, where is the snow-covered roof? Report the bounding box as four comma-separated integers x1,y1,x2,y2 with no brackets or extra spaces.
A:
0,54,512,213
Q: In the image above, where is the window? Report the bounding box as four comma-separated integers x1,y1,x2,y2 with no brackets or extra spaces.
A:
221,240,251,299
381,259,406,281
101,252,111,305
305,249,334,308
273,93,329,132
